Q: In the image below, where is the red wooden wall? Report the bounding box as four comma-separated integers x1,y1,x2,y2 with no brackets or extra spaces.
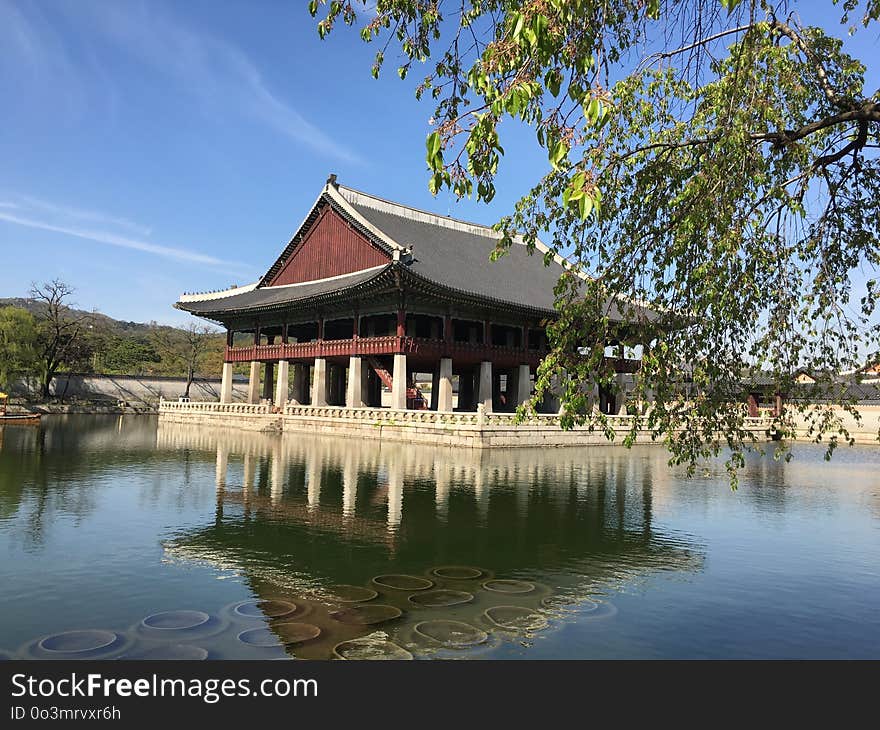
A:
268,207,389,286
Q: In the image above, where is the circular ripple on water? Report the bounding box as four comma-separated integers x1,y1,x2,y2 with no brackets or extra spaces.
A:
142,610,210,631
327,585,379,603
430,566,485,580
233,600,302,620
273,622,321,645
237,627,284,648
122,644,209,661
330,604,403,626
482,579,535,595
414,620,488,648
372,574,434,591
333,639,413,660
484,606,548,632
408,589,473,608
36,630,122,657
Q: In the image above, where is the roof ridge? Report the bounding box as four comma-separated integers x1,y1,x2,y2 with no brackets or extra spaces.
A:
337,184,503,239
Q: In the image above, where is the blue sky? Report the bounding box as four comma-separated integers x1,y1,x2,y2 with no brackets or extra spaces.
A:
0,0,877,326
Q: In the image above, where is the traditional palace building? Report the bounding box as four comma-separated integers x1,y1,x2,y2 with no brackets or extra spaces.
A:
175,176,642,415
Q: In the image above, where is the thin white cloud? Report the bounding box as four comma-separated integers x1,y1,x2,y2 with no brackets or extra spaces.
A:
0,210,252,274
17,195,152,236
0,201,19,209
80,1,363,164
0,1,86,119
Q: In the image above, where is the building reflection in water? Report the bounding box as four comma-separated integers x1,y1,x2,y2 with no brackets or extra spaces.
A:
158,422,703,659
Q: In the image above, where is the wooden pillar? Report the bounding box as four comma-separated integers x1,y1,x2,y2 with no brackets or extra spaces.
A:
396,309,406,337
253,322,261,345
281,323,289,344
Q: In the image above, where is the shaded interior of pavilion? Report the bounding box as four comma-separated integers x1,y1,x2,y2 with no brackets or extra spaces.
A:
221,312,628,415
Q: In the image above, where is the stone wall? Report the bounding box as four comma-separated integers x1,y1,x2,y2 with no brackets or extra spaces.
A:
790,405,880,445
35,373,250,405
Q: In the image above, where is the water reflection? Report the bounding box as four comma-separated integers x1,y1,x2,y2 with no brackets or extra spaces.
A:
158,421,703,659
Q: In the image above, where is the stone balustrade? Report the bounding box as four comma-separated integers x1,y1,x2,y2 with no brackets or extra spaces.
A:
159,399,272,415
157,399,788,447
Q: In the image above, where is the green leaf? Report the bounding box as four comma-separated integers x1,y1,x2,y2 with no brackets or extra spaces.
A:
426,132,442,170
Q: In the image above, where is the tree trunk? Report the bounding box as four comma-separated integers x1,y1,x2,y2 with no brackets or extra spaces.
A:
185,365,194,399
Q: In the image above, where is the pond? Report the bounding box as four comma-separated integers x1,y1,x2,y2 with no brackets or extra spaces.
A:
0,415,878,659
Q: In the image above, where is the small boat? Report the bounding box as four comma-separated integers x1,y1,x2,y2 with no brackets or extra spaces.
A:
0,413,42,425
0,393,42,425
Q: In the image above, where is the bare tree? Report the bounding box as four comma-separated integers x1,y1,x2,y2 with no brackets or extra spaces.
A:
30,279,92,399
152,323,216,398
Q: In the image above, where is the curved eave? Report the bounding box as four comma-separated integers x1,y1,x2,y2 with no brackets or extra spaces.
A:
175,266,397,321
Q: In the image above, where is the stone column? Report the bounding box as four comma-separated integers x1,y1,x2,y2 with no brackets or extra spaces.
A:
220,362,234,403
391,353,407,409
262,361,275,401
437,357,453,412
289,363,306,405
274,359,289,408
478,360,493,413
617,372,629,415
312,357,328,406
516,363,531,406
360,361,371,407
346,356,365,408
247,361,260,404
459,370,475,411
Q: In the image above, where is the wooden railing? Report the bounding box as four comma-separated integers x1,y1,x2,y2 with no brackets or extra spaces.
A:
224,335,645,371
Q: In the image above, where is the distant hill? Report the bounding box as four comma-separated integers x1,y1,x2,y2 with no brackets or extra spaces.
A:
0,297,182,337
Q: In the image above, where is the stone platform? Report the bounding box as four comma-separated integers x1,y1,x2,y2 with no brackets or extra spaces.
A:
158,400,777,448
